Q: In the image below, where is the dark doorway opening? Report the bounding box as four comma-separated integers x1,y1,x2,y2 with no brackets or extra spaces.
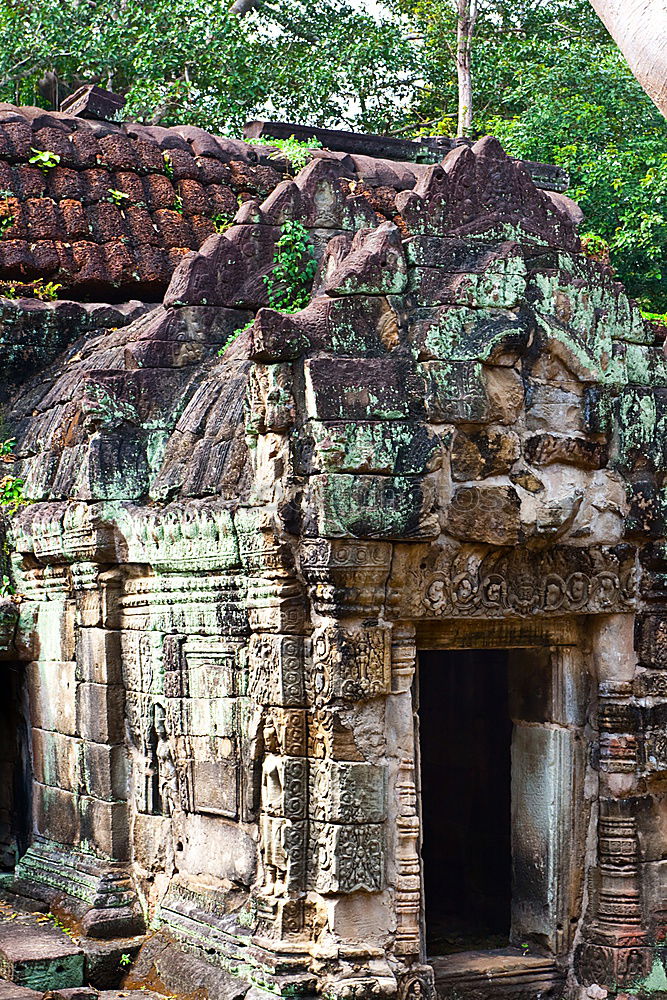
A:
0,663,31,870
418,649,512,956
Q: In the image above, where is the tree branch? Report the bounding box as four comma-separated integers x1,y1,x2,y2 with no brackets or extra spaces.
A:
229,0,318,44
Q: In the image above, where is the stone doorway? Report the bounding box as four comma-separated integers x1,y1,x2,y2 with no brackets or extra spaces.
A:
415,630,587,998
0,663,30,871
418,648,512,956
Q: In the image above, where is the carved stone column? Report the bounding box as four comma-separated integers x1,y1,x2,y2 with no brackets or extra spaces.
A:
576,616,653,987
237,508,310,942
299,538,397,995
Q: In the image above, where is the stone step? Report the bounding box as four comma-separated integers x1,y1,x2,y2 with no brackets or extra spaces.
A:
0,979,42,1000
432,948,565,1000
0,981,168,1000
0,916,84,992
98,993,166,1000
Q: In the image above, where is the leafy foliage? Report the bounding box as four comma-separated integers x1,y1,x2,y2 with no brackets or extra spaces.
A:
0,209,14,236
0,475,25,514
264,220,318,313
248,134,323,173
33,280,62,301
28,147,60,171
0,0,415,135
390,0,667,311
107,187,130,207
0,438,25,516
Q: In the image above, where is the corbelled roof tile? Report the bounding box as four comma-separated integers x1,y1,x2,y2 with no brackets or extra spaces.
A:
0,104,283,300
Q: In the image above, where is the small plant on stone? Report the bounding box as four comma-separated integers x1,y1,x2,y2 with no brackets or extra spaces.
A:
248,134,322,174
641,309,667,326
217,317,254,356
172,193,184,215
211,212,233,234
581,232,613,269
264,219,317,313
0,474,25,514
162,151,174,178
33,280,62,301
43,912,75,938
0,210,14,236
0,574,14,598
119,952,132,968
0,439,15,458
28,148,61,172
108,188,130,208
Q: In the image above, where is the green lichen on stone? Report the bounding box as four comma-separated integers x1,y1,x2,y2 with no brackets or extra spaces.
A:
624,344,667,387
309,420,442,476
616,387,660,469
409,255,527,310
626,954,667,995
309,473,437,539
421,307,528,363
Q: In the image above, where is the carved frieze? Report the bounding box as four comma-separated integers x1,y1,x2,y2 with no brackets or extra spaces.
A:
246,577,306,633
259,814,307,893
121,503,240,573
235,506,293,576
635,612,667,668
182,636,245,700
13,501,117,565
245,363,295,439
261,754,308,820
247,634,305,707
263,708,307,757
299,538,392,615
388,542,638,619
120,573,248,634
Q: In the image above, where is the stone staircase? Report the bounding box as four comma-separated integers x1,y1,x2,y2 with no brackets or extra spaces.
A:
0,903,162,1000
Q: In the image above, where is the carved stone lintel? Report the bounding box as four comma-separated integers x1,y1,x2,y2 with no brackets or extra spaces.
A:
388,543,637,620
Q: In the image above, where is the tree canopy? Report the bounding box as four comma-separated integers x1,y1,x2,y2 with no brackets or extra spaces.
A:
1,0,666,310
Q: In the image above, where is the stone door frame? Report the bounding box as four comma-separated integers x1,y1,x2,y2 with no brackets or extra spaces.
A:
410,615,592,963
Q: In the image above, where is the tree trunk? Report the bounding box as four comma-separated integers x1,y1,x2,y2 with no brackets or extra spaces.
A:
588,0,667,117
456,0,478,136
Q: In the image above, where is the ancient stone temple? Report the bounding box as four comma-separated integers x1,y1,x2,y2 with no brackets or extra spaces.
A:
0,102,665,1000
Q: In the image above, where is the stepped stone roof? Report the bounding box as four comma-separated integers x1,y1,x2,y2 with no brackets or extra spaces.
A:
1,120,592,507
0,104,577,302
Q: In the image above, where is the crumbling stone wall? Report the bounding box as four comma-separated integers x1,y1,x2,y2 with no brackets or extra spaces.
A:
0,121,665,1000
